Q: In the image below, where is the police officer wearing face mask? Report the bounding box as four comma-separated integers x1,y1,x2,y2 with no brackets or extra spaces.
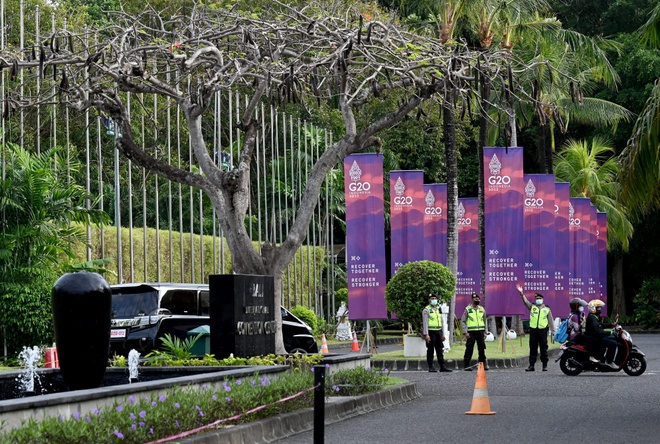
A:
517,283,555,371
422,294,452,372
461,292,489,371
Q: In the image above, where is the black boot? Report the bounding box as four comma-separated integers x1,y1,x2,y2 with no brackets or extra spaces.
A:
464,361,472,371
525,365,535,371
542,364,548,371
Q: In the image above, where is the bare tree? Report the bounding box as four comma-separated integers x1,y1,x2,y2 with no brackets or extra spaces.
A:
1,1,520,352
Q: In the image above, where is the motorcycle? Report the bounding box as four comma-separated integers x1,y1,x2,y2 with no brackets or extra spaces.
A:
556,319,647,376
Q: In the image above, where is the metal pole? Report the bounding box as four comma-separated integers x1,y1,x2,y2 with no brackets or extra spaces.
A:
313,365,325,444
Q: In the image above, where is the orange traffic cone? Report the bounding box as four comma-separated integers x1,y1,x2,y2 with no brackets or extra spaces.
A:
320,334,329,354
351,330,360,352
465,362,495,415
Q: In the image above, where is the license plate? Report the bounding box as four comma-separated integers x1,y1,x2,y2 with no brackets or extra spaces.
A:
111,329,127,339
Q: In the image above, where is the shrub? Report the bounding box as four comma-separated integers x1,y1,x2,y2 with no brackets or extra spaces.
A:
326,366,390,396
633,278,660,329
334,288,348,308
290,306,318,332
385,260,456,333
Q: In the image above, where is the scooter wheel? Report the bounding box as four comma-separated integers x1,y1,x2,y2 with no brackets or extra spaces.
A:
559,354,582,376
623,354,646,376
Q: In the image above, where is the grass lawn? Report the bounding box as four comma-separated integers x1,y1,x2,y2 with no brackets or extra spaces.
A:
372,335,561,360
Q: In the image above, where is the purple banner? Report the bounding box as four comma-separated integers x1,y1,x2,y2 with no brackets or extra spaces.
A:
344,154,388,320
484,147,525,316
457,198,480,311
423,184,447,265
554,183,570,308
569,198,592,300
588,205,599,298
390,170,425,276
523,174,556,309
597,212,608,316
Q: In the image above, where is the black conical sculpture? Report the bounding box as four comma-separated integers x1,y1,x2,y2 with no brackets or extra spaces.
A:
52,271,111,390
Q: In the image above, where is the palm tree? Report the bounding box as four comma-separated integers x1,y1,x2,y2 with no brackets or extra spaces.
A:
620,3,660,216
0,144,110,355
554,137,633,314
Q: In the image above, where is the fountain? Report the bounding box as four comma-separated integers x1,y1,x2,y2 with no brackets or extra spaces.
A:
128,349,140,383
17,346,43,395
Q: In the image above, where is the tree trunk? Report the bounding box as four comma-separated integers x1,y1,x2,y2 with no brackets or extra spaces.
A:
611,253,626,316
478,75,490,296
444,89,459,342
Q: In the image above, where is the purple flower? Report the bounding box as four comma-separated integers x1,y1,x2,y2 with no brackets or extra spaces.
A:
225,397,231,402
325,363,330,368
131,424,137,431
113,429,124,439
250,380,256,386
139,421,146,427
332,385,340,392
174,420,179,427
174,402,180,409
225,385,231,392
92,408,99,415
212,395,217,401
199,411,205,417
159,395,166,402
128,395,135,404
195,405,201,411
116,406,123,413
236,380,242,385
152,401,157,406
149,428,154,434
85,416,92,423
59,415,65,422
139,411,146,418
202,384,207,390
384,368,389,374
129,413,136,420
73,411,80,420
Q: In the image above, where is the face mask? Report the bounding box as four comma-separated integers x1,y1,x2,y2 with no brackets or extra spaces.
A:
430,300,438,306
535,299,543,306
473,300,480,305
578,306,584,312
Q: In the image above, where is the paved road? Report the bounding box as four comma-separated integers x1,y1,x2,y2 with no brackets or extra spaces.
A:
280,334,659,444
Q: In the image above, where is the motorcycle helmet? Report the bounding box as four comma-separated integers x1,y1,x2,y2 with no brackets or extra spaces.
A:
588,299,605,314
569,298,588,311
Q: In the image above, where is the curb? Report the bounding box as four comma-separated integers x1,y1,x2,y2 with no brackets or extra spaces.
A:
176,382,420,444
371,348,561,372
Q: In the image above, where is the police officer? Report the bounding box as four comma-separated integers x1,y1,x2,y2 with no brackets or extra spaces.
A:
422,294,452,372
517,283,555,371
461,292,489,371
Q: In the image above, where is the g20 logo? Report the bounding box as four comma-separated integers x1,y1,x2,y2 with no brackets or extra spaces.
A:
394,196,413,205
524,198,544,207
458,217,472,226
425,207,443,215
349,181,371,192
487,175,511,185
569,217,581,226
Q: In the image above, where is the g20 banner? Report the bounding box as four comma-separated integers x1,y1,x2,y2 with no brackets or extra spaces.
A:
484,147,525,316
597,212,608,315
344,154,388,320
423,184,448,265
554,182,570,304
456,198,480,311
569,197,592,300
523,174,556,309
390,170,425,276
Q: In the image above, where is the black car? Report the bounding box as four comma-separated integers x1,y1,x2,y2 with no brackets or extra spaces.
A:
109,283,318,357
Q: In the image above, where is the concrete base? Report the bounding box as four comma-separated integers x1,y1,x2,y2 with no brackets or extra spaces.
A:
403,334,426,357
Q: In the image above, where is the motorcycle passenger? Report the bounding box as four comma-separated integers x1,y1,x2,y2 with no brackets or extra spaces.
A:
567,298,599,362
584,299,617,368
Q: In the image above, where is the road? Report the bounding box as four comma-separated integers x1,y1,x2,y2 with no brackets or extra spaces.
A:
280,334,659,444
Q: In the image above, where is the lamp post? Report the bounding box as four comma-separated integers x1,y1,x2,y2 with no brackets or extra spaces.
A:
102,117,123,283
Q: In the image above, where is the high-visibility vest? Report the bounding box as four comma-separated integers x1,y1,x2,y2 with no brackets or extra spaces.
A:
426,305,442,330
530,305,550,329
465,305,486,331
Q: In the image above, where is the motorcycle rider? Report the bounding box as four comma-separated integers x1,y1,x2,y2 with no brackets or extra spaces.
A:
584,299,618,368
567,298,599,362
